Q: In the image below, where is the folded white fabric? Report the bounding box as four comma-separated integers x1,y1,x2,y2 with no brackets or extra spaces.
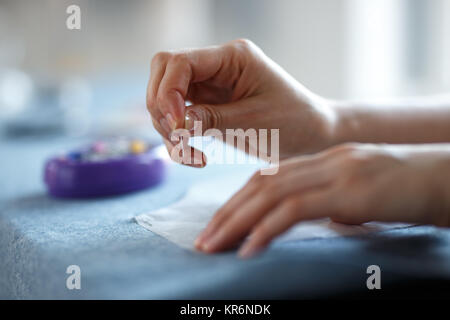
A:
135,172,411,251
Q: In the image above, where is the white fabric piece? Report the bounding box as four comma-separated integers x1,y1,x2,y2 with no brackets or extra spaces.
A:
135,172,411,250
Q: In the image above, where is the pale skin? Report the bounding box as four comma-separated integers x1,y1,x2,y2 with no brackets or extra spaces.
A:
147,39,450,258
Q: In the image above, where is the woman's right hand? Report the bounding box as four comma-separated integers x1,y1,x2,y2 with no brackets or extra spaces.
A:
146,39,337,166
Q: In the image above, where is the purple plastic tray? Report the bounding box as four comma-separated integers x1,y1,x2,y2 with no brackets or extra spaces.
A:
44,145,167,198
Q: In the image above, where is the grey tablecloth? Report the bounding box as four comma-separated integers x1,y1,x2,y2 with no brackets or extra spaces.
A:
1,137,449,299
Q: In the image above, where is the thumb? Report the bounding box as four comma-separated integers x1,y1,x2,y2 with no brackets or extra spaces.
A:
184,98,262,135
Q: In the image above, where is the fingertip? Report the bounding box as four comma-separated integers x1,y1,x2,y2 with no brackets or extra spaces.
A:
238,242,263,259
165,113,178,131
185,147,207,168
194,237,203,250
160,117,172,135
166,89,186,127
194,151,207,167
201,231,223,254
195,225,214,250
201,242,217,254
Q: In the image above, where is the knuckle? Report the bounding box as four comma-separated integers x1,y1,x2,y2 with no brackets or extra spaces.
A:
151,51,171,67
159,87,178,101
325,143,360,160
331,144,369,170
229,38,257,55
344,151,381,172
170,52,189,65
233,38,254,48
333,142,360,155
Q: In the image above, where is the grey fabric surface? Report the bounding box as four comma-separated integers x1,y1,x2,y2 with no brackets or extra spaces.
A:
1,137,450,299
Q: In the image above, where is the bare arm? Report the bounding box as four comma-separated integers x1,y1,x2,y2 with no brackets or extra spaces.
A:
330,95,450,146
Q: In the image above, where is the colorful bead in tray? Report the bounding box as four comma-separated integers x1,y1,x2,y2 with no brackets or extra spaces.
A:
44,139,166,198
65,139,150,162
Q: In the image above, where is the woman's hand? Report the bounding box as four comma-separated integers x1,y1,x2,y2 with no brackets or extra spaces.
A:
195,143,450,258
147,39,336,166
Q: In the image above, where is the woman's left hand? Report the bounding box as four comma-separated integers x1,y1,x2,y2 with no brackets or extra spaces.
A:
195,143,450,258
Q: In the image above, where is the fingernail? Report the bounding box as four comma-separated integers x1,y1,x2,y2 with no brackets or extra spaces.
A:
196,232,205,245
196,227,213,246
184,110,198,131
196,228,211,248
160,118,171,134
201,242,212,253
166,113,177,130
202,233,221,253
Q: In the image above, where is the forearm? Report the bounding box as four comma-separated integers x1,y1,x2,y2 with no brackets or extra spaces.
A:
329,95,450,146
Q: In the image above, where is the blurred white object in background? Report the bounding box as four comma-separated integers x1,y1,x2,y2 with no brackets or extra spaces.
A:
58,77,92,136
0,69,34,119
0,0,449,132
345,0,450,98
345,0,404,98
441,0,450,88
0,4,33,121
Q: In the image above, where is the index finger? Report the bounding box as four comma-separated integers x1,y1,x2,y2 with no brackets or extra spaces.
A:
150,45,230,128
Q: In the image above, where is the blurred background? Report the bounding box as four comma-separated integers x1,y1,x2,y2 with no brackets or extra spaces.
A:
0,0,449,139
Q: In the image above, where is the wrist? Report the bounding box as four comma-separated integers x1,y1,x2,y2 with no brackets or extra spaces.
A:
299,96,341,154
319,99,357,149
